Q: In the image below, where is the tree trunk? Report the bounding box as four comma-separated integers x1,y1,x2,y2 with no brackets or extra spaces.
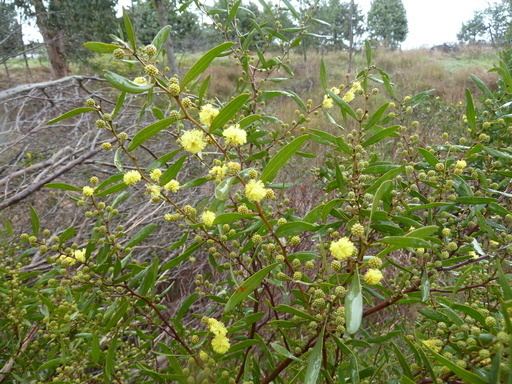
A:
153,0,178,75
31,0,69,78
348,0,354,73
19,22,33,81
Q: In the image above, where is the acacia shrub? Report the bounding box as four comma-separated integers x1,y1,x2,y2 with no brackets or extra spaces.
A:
0,4,511,384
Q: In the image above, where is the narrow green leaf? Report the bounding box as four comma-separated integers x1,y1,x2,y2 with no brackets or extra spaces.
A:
417,148,439,167
228,0,242,21
275,221,317,237
271,342,301,362
160,156,186,185
210,93,250,132
379,236,430,249
139,258,159,296
123,8,136,50
391,342,413,378
327,89,357,119
29,206,40,235
274,304,317,322
364,103,389,130
406,226,439,238
215,176,235,201
370,180,392,224
421,271,430,302
181,42,234,87
426,348,486,384
128,117,175,151
45,182,81,192
151,25,171,55
225,263,278,312
365,41,372,66
465,89,476,130
47,107,96,125
261,135,309,183
125,223,158,248
104,71,153,94
320,58,327,89
83,41,119,53
304,329,324,383
363,126,400,147
112,91,126,118
345,270,363,334
104,337,118,382
367,166,403,194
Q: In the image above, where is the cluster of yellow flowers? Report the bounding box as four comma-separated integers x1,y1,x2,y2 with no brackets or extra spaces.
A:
422,338,443,352
363,268,383,285
56,248,86,266
244,179,269,203
454,159,467,175
150,168,162,182
82,186,95,197
322,82,362,109
163,179,180,193
146,184,161,200
205,317,230,354
209,165,228,182
222,124,247,146
201,210,216,227
199,104,219,127
179,129,207,154
329,237,356,260
124,170,142,186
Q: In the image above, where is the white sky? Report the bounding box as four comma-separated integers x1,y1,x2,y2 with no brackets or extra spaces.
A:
23,0,500,49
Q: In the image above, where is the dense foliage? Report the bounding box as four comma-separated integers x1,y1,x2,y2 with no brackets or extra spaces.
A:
458,0,512,47
367,0,407,49
1,2,511,384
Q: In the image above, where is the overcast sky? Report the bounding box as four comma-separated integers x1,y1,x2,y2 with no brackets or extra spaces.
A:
23,0,500,49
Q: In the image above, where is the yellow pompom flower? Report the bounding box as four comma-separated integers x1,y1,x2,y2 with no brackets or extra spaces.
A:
163,179,180,193
179,129,207,154
146,184,161,199
205,317,230,354
222,124,247,146
74,248,86,263
57,255,76,266
342,91,355,103
123,170,142,186
330,86,340,95
199,104,219,127
363,268,383,285
322,95,334,109
330,237,356,260
351,81,363,93
211,335,230,354
455,159,467,169
150,168,162,182
206,318,228,336
209,165,228,182
82,186,95,197
422,338,443,352
244,179,268,203
201,210,216,227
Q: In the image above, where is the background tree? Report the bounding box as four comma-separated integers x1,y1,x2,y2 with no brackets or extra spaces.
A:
367,0,407,49
458,1,512,47
15,0,117,78
0,0,24,77
316,0,365,51
131,0,201,59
